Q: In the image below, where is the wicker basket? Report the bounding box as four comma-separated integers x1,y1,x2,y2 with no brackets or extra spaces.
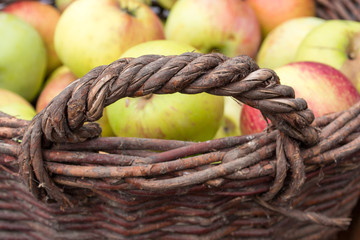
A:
1,1,360,240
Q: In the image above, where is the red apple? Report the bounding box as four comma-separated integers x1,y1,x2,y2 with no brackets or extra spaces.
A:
3,1,62,74
246,0,315,37
164,0,261,58
240,62,360,135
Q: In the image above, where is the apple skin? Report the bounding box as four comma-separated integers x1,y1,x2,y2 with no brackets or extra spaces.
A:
214,97,242,139
54,0,165,78
256,17,325,69
3,1,62,75
164,0,261,58
0,13,46,102
0,88,36,121
55,0,78,12
157,0,177,9
295,20,360,93
106,40,225,141
246,0,316,37
35,65,77,113
55,0,151,12
36,65,115,137
240,61,360,135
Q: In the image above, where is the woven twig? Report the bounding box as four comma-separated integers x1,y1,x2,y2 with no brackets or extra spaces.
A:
14,53,319,207
0,52,359,238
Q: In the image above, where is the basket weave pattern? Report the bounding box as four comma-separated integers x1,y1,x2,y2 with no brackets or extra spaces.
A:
1,1,360,239
1,52,360,239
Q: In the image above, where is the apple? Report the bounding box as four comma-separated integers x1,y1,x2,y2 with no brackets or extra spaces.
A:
157,0,177,10
35,65,77,113
0,12,46,101
3,1,62,75
106,40,225,141
36,65,115,137
0,88,36,121
55,0,78,12
55,0,151,12
214,97,242,139
164,0,261,58
240,61,360,135
54,0,165,78
295,19,360,93
246,0,316,37
256,17,325,69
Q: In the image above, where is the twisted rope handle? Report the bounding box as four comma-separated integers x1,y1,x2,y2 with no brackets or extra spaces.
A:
18,52,319,206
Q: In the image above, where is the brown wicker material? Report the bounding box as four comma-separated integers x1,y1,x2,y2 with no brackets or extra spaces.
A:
1,51,360,239
1,1,360,239
315,0,360,21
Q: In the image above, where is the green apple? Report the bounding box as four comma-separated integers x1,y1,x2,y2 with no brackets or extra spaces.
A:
157,0,177,9
0,13,46,101
55,0,77,12
54,0,165,78
246,0,316,37
240,61,360,135
295,20,360,93
106,40,225,141
214,96,242,139
0,88,36,121
4,1,62,75
257,17,325,69
164,0,261,58
36,65,115,137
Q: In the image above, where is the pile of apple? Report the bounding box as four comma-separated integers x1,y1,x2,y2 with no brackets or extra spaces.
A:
0,0,359,142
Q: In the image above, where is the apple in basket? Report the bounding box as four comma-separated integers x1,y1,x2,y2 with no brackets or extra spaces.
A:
213,96,243,139
240,61,360,135
0,88,36,121
245,0,316,37
54,0,77,12
256,17,325,69
106,40,225,141
164,0,261,58
295,19,360,93
3,1,62,75
54,0,165,77
0,12,46,102
36,65,115,137
55,0,152,12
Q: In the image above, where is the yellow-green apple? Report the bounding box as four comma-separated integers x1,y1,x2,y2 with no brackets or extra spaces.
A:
164,0,261,58
256,17,325,69
36,65,115,137
295,20,360,93
3,1,62,75
54,0,165,78
246,0,316,37
214,97,242,139
55,0,151,12
106,40,225,141
55,0,78,12
240,61,360,135
0,12,46,101
157,0,177,9
0,88,36,121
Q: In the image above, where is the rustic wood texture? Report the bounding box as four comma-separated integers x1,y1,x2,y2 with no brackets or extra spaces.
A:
1,1,360,239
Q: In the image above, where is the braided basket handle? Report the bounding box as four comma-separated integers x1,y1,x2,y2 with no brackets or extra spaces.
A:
18,52,319,206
